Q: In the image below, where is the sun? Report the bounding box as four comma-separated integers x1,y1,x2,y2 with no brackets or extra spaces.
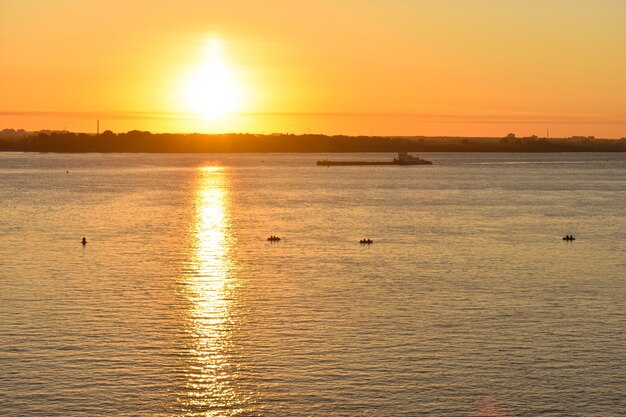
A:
184,39,242,120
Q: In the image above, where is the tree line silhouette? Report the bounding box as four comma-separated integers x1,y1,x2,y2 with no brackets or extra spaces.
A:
1,130,625,153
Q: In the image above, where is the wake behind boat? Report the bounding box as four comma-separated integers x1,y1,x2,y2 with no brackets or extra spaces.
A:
317,152,432,166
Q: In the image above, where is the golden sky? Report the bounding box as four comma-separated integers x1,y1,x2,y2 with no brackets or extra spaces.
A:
1,0,625,137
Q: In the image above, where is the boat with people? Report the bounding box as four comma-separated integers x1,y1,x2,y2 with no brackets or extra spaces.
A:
317,152,432,166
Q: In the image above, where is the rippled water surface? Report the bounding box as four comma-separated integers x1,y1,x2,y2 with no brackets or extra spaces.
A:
1,152,625,416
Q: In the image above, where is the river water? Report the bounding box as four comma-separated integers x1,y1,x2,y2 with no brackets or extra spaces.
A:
1,152,624,416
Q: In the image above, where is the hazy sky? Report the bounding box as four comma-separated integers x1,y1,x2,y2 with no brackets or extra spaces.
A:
1,0,625,137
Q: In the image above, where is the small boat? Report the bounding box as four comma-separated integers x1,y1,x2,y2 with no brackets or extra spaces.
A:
267,235,281,242
317,152,432,166
562,235,576,241
359,239,373,244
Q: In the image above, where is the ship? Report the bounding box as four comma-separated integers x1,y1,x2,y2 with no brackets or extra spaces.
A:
316,152,432,166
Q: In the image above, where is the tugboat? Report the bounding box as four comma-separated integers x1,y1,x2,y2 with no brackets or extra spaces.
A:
317,152,432,166
393,152,432,165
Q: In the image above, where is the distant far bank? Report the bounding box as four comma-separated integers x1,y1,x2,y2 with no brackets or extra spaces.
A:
1,129,625,153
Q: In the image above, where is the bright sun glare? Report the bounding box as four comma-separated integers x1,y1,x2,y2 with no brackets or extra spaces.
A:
184,39,242,120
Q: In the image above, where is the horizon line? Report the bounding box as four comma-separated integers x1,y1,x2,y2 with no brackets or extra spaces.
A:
1,128,623,141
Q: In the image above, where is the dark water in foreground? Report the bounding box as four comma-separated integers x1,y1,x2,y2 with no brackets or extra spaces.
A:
1,152,625,416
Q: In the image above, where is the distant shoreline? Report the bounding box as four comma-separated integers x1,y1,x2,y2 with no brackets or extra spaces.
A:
1,130,625,153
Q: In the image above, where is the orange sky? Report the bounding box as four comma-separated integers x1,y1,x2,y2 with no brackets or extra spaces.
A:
1,0,625,137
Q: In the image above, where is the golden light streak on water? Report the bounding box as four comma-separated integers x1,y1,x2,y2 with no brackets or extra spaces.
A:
178,166,245,416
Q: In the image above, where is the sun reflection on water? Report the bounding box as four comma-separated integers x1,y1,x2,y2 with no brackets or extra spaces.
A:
179,166,245,416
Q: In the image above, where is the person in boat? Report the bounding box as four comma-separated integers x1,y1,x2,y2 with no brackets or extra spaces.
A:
82,237,87,245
